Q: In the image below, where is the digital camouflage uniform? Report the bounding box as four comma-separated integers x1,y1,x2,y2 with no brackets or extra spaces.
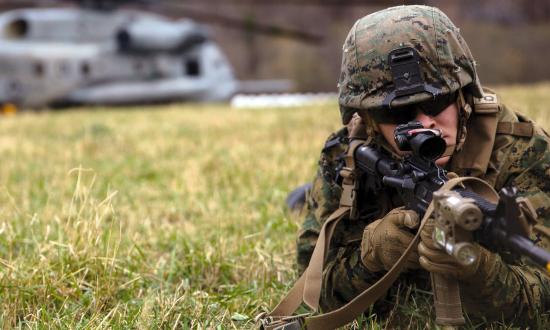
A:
296,5,550,326
297,99,550,324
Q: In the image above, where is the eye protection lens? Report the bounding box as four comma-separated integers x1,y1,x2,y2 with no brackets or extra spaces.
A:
368,92,458,124
417,92,458,117
368,107,416,124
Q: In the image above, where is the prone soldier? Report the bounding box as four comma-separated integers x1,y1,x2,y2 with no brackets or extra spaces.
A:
293,4,550,328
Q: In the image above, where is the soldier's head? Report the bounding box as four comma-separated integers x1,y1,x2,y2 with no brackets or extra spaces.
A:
338,5,482,166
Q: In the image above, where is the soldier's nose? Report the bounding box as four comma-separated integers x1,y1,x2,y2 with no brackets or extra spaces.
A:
415,111,436,129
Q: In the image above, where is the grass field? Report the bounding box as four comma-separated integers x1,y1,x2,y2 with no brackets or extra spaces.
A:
1,83,550,329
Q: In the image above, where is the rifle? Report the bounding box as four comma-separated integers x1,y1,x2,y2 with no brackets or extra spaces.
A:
354,121,550,328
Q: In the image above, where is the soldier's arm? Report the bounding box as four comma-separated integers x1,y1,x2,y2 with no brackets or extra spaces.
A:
296,130,346,274
296,129,387,311
297,165,386,311
461,130,550,324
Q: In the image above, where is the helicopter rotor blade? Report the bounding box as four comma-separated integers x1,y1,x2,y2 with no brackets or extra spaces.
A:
142,1,324,45
0,0,324,44
176,0,417,5
159,8,323,44
0,0,60,10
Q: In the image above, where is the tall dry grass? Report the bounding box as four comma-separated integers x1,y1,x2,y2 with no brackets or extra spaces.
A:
0,83,549,328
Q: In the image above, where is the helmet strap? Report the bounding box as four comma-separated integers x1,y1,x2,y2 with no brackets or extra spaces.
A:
357,113,377,144
455,89,472,152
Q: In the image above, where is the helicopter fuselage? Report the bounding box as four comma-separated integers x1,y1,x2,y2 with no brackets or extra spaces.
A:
0,7,237,108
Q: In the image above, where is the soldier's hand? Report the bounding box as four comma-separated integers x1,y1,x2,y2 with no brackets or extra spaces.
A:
419,219,497,282
360,207,420,272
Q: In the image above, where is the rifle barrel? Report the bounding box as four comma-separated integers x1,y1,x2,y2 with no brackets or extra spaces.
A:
506,234,550,270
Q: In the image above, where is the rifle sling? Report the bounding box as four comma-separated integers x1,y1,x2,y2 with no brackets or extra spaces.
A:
305,177,497,330
264,206,350,319
261,177,497,330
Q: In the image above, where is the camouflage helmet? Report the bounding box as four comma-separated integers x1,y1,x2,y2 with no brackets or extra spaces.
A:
338,5,483,124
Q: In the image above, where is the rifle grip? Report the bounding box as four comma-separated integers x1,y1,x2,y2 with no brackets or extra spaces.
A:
431,273,465,327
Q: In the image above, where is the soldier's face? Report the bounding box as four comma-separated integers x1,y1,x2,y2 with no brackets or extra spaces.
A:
377,102,459,167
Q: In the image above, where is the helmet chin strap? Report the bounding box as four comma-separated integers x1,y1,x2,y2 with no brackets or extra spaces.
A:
442,89,471,159
356,113,378,147
454,89,472,153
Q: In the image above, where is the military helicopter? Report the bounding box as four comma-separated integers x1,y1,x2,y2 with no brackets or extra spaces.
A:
0,0,321,111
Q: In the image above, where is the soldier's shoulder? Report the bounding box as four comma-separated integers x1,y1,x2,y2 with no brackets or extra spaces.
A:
473,87,501,113
476,86,547,142
507,125,550,173
474,87,514,120
487,88,550,177
316,128,346,184
322,127,349,154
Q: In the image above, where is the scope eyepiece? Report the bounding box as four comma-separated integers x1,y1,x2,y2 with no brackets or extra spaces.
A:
394,121,446,160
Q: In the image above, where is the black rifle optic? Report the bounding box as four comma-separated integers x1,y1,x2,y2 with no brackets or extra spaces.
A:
354,120,550,270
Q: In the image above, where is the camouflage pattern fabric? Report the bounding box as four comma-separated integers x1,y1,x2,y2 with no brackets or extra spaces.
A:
296,98,550,325
337,5,483,125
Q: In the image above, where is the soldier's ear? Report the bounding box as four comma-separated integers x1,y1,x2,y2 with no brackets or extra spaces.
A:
347,113,368,140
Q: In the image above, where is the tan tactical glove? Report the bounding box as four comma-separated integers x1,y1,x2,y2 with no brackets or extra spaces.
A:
418,219,499,282
360,207,420,272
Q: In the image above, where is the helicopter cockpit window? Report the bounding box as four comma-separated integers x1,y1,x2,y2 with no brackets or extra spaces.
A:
5,18,28,39
81,62,91,77
58,62,70,76
33,62,44,78
185,58,200,77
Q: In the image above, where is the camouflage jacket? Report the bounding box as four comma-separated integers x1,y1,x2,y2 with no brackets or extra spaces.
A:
296,97,550,325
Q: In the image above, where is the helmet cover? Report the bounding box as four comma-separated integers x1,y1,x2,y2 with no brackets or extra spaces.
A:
338,5,483,124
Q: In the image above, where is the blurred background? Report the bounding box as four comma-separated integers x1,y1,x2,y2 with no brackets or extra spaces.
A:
202,0,550,90
0,0,549,109
1,2,550,327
